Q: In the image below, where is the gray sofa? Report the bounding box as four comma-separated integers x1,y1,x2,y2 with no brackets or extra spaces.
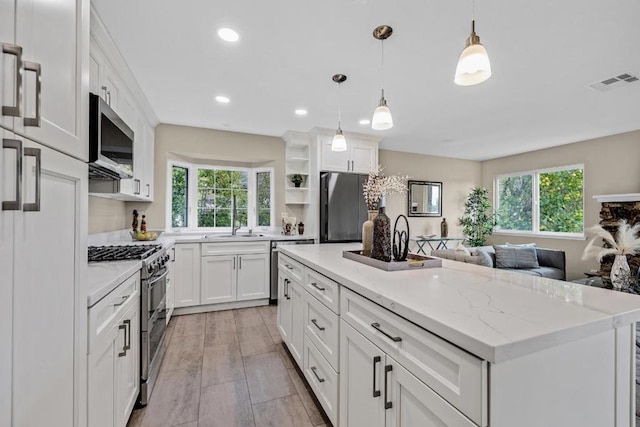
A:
431,245,566,281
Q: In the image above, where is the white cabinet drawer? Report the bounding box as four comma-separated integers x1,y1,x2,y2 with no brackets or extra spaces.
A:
202,241,269,256
303,335,339,426
341,287,487,426
278,253,305,283
304,268,339,314
89,272,140,353
303,290,339,371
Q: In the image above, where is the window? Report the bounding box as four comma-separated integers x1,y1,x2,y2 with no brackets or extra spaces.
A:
256,171,271,227
495,165,584,236
171,166,188,227
168,162,274,230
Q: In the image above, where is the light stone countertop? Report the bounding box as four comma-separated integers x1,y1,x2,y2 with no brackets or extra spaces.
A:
86,260,142,307
280,243,640,363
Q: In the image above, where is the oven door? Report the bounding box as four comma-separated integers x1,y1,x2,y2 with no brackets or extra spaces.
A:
142,266,169,330
140,298,167,405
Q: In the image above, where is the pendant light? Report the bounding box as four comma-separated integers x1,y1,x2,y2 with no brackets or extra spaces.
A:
454,0,492,86
371,25,393,130
331,74,347,152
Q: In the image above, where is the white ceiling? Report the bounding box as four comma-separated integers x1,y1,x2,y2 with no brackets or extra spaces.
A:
92,0,640,161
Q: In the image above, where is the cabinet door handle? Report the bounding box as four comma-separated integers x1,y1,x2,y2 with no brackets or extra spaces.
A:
101,86,108,101
371,322,402,343
351,160,354,171
310,366,325,383
2,44,23,117
146,183,150,197
112,295,128,307
239,256,242,269
310,282,325,292
284,278,290,299
372,355,381,397
23,61,41,127
233,257,236,270
311,318,325,331
346,160,350,171
384,364,392,409
134,179,141,195
118,324,127,357
2,139,22,211
22,147,41,212
123,319,131,350
106,90,111,106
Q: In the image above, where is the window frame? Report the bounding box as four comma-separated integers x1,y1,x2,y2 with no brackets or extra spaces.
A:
166,161,275,231
493,164,585,240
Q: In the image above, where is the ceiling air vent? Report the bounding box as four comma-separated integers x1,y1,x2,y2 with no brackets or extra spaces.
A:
587,72,640,91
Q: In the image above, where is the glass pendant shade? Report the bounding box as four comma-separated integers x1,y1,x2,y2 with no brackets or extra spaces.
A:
371,97,393,130
454,21,491,86
331,129,347,152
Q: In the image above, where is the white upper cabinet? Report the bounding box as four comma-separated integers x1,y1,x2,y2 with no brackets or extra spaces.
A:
319,132,379,173
12,0,89,161
88,5,157,202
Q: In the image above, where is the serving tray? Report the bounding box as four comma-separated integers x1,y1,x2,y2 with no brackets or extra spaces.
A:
342,250,442,271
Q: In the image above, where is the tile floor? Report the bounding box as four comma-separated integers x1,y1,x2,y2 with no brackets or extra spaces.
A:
127,306,331,427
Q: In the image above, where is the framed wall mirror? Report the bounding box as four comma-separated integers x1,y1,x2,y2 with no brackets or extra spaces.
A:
407,180,442,217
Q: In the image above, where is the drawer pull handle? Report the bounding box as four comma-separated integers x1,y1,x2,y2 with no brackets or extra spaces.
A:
371,322,402,343
372,355,381,397
310,366,325,383
112,295,129,307
311,318,325,331
285,264,294,270
2,139,22,211
310,282,326,292
23,61,41,127
384,364,392,409
123,319,131,350
118,324,127,357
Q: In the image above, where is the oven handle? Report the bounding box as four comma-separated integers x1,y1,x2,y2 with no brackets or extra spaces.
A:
147,268,170,288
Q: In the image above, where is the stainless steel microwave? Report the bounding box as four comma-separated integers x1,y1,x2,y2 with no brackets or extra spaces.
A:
88,93,134,180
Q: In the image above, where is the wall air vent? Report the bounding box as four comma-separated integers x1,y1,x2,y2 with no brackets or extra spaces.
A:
587,72,640,91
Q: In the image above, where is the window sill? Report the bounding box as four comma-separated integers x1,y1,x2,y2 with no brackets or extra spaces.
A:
493,231,587,241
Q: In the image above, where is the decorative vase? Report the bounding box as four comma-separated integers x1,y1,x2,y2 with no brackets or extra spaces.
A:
294,182,301,188
611,254,631,290
372,205,391,262
298,222,305,235
440,218,448,237
362,210,377,256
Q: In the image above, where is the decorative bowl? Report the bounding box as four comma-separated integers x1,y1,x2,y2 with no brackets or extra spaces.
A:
130,230,163,241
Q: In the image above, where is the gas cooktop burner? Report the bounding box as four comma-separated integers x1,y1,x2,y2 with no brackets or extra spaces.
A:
88,244,163,262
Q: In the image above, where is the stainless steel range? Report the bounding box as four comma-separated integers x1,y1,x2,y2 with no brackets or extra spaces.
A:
88,243,172,406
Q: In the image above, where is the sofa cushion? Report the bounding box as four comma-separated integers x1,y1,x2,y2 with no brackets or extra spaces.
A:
471,249,494,268
455,242,471,256
431,249,487,266
494,245,540,269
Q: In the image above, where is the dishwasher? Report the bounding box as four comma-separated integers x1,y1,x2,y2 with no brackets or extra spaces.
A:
270,239,315,303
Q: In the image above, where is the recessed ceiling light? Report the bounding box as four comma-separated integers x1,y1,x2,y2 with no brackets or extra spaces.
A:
295,109,307,116
359,119,371,125
215,95,230,103
217,28,239,42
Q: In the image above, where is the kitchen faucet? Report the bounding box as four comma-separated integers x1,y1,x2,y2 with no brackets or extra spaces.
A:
231,194,241,236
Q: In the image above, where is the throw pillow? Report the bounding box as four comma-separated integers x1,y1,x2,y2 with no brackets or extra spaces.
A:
472,249,494,268
455,242,471,256
494,244,539,269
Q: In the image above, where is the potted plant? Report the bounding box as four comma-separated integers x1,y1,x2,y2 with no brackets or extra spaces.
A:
458,187,496,247
290,174,304,188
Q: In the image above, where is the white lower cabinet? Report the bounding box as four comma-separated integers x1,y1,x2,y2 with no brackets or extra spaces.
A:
1,129,88,427
237,253,269,300
88,272,140,427
174,243,201,308
340,320,475,427
277,267,304,365
201,255,236,304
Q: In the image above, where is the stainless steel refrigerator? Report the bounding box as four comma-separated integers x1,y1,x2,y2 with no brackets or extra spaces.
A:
320,172,369,243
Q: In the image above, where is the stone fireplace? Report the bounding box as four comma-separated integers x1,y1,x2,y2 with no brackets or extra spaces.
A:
595,194,640,280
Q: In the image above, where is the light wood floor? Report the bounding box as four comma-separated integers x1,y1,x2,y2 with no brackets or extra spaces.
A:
127,306,331,427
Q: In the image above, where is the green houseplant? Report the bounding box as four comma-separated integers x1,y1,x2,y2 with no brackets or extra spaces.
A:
290,174,304,187
458,187,496,247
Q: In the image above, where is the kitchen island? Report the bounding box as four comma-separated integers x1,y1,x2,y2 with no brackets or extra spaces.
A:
278,243,640,427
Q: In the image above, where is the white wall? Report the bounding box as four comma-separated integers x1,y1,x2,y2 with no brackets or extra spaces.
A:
481,130,640,280
379,149,483,251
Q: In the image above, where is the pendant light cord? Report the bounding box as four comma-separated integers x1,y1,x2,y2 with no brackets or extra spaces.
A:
380,40,385,95
337,82,342,130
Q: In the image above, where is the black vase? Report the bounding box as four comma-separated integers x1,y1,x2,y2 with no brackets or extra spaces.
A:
371,206,391,262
